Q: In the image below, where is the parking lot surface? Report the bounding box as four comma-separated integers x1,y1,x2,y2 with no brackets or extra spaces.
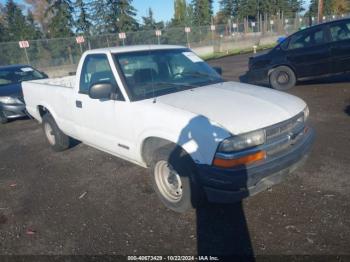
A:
0,53,349,256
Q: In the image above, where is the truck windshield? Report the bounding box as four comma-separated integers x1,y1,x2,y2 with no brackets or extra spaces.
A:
114,49,223,101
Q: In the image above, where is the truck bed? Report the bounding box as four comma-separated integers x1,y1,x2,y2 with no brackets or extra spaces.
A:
27,75,76,88
22,75,77,137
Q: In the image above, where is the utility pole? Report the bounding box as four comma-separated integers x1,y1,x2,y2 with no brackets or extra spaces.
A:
318,0,324,23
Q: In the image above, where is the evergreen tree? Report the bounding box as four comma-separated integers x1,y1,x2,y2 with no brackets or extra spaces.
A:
117,0,138,32
192,0,213,25
0,4,5,42
184,3,195,26
172,0,187,25
3,0,29,41
142,8,155,30
92,0,138,33
46,0,74,38
75,0,92,35
218,0,238,21
288,0,305,17
25,10,42,39
236,0,257,19
24,0,50,34
141,8,163,30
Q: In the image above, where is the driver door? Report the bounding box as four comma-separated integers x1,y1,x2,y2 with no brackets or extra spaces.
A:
74,54,134,158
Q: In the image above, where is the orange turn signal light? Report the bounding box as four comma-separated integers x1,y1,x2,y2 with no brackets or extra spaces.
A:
213,151,266,168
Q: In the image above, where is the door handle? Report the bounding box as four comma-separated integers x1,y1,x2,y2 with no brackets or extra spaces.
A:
76,100,82,108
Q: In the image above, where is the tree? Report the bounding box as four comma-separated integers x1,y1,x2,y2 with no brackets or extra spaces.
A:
0,4,5,42
117,0,138,32
46,0,74,38
172,0,187,25
308,0,349,18
75,0,92,35
92,0,138,33
3,0,29,41
236,0,258,19
331,0,349,14
184,3,195,26
192,0,213,25
218,0,238,22
25,10,42,39
286,0,305,17
24,0,50,34
141,8,163,30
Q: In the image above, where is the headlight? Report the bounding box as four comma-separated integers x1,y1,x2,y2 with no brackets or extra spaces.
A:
218,129,266,153
303,106,309,121
0,96,22,104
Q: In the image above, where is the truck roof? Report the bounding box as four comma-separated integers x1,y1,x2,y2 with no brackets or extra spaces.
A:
84,45,187,55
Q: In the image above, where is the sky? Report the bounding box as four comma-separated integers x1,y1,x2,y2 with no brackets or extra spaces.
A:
1,0,311,24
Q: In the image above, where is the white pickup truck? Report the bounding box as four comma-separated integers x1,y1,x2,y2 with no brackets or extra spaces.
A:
23,45,314,212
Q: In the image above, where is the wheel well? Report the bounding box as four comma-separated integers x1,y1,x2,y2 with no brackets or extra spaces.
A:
141,137,177,166
38,105,48,118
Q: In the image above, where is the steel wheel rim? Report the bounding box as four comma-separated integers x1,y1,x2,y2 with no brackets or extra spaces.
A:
277,71,290,85
44,123,55,145
154,160,183,203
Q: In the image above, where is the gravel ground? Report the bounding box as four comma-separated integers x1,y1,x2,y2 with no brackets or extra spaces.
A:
0,53,349,258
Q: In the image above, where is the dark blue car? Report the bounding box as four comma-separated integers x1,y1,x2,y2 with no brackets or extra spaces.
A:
243,18,350,90
0,64,47,124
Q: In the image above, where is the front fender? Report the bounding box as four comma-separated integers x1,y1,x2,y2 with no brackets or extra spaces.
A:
136,128,206,165
136,116,231,166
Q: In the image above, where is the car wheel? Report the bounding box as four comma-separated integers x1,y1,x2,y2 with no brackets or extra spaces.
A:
150,145,204,213
269,66,296,90
42,113,70,152
0,111,8,124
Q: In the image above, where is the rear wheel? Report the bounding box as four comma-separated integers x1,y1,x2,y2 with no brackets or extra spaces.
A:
269,66,296,91
150,145,204,213
42,113,70,151
0,111,8,124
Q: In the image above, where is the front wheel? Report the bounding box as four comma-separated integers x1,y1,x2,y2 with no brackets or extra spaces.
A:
150,146,204,213
269,66,296,91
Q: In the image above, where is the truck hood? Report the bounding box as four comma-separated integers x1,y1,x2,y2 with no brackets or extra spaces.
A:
157,81,306,134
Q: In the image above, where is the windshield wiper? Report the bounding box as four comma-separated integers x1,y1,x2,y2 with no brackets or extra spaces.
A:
181,71,220,81
154,82,198,89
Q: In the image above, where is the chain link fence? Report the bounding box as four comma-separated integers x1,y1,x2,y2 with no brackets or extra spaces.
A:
0,14,349,77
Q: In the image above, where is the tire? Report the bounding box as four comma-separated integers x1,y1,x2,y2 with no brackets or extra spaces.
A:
42,113,70,152
269,66,296,91
150,145,205,213
0,111,8,124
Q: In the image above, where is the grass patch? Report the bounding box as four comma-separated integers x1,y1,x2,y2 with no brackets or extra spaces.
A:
201,43,276,61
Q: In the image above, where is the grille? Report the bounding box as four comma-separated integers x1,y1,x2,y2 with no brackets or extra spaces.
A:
264,113,305,156
266,113,304,141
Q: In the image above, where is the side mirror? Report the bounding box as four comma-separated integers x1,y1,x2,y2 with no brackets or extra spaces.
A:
89,82,113,100
213,66,222,75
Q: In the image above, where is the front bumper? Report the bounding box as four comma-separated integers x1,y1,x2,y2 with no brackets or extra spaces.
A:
0,103,27,119
240,68,270,85
196,127,315,203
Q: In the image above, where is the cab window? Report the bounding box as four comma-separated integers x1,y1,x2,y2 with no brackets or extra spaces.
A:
79,54,124,100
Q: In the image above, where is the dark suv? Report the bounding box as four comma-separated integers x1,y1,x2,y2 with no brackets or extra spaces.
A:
243,18,350,90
